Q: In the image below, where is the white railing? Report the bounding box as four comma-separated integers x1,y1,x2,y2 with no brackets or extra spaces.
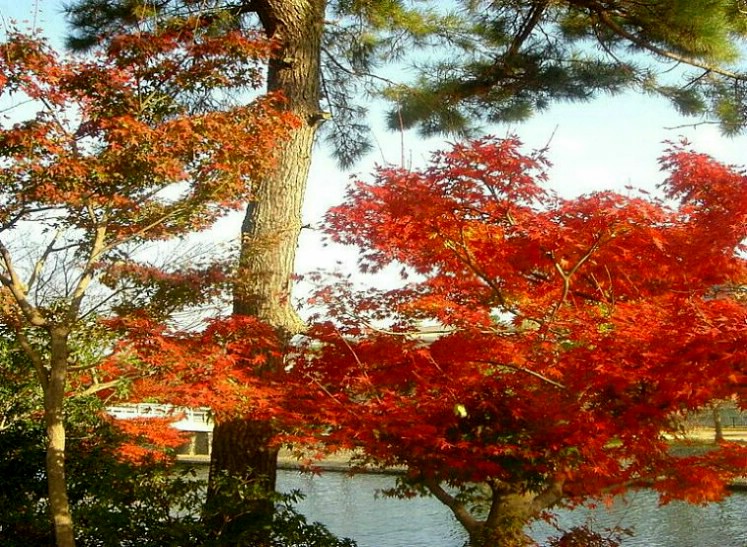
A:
106,404,213,432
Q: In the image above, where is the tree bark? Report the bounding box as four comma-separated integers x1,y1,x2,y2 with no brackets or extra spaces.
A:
45,329,75,547
205,419,279,542
233,0,326,329
206,0,326,532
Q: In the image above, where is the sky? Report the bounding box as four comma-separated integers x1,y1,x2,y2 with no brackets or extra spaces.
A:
2,0,747,308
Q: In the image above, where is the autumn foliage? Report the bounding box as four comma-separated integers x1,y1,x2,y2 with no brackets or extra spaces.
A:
4,17,747,544
0,24,295,545
289,137,747,545
102,315,283,418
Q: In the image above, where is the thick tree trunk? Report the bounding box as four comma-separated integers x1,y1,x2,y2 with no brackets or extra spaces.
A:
209,420,279,485
205,419,280,542
45,330,75,547
233,0,325,328
206,0,326,534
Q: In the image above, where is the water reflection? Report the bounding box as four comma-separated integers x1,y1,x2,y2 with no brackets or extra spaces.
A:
278,470,747,547
279,471,468,546
529,490,747,547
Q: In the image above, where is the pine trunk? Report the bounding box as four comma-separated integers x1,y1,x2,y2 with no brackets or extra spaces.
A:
45,330,75,547
205,419,280,542
206,0,326,534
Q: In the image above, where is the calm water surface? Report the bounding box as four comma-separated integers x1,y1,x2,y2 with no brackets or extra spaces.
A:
277,470,747,547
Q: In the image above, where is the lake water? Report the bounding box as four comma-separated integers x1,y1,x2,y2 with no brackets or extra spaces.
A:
277,470,747,547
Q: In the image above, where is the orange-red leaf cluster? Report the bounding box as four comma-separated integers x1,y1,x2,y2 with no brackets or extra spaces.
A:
298,137,747,506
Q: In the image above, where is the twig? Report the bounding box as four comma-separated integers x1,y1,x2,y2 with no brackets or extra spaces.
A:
478,359,566,389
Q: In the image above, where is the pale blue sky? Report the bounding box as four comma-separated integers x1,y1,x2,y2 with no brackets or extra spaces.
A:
2,0,746,299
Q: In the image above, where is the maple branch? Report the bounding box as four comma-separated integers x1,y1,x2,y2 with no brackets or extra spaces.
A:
0,210,28,234
0,98,35,114
26,227,63,292
423,476,482,535
67,356,109,373
301,372,368,422
548,233,605,323
333,327,383,404
531,477,565,512
479,359,565,389
37,94,75,139
358,319,454,340
77,378,125,397
15,328,49,392
0,205,64,233
474,171,507,210
0,240,47,327
78,286,131,322
303,372,344,406
442,229,512,311
100,205,187,255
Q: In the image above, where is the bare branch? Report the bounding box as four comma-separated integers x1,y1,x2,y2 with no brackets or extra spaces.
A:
15,329,49,391
663,120,722,131
27,227,64,292
0,240,46,327
67,222,108,323
423,476,482,535
505,0,550,61
321,46,400,87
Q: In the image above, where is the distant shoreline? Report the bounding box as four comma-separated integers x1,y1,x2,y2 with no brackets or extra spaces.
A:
177,429,747,489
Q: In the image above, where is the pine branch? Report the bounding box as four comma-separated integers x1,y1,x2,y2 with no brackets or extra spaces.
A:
592,7,746,81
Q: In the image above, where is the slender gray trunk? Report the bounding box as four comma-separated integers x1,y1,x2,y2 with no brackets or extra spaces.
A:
45,329,75,547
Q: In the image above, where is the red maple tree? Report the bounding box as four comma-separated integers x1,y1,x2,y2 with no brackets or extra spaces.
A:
0,24,294,546
291,137,747,546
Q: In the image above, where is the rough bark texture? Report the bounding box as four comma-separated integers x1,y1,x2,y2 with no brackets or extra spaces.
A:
45,329,75,547
206,419,279,542
207,0,326,532
209,420,279,485
233,0,325,329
